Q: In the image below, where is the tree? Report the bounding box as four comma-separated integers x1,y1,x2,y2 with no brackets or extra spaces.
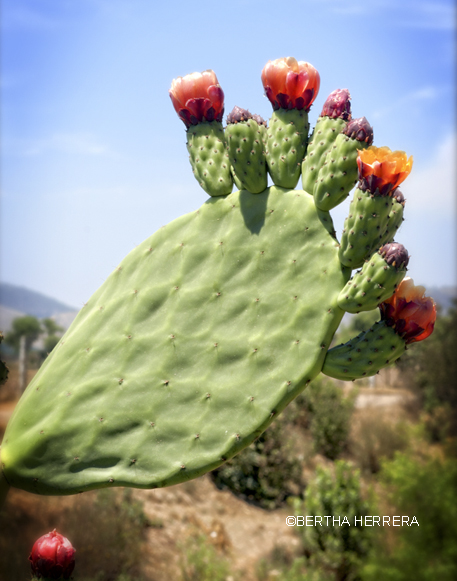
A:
5,315,42,352
41,318,64,356
5,316,42,394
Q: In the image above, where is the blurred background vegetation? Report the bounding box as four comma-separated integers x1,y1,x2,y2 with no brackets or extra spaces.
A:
0,300,456,580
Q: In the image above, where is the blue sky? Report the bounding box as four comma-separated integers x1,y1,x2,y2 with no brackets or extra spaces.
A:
1,0,455,309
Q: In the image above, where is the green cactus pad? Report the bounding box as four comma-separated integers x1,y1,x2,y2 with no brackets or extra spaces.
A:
265,109,309,189
322,320,406,380
186,121,233,197
2,187,349,496
226,120,268,194
301,117,347,195
337,251,407,313
339,189,393,269
313,133,369,211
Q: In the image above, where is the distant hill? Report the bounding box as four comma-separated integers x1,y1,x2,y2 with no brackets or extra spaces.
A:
426,286,456,313
0,282,77,319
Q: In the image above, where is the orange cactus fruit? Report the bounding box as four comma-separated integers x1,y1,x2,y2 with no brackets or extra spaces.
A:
261,57,320,111
169,70,224,128
379,277,437,343
357,146,413,196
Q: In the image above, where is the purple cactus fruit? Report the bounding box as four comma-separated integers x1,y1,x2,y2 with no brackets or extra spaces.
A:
226,106,252,124
343,116,374,144
379,242,410,270
392,189,406,206
320,89,352,120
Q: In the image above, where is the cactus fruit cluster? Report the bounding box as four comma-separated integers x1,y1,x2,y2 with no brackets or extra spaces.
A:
0,57,436,503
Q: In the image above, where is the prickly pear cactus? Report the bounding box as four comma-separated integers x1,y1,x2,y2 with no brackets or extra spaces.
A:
0,57,436,503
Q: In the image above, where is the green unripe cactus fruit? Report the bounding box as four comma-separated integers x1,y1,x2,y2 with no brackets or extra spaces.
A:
380,189,405,245
302,89,351,194
337,242,409,313
265,109,309,189
225,107,268,194
186,121,233,197
313,117,373,211
302,116,347,194
339,188,393,269
322,320,406,380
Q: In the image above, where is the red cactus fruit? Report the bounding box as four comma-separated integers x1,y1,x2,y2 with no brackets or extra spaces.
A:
379,277,436,343
29,529,75,580
169,70,224,128
261,57,320,111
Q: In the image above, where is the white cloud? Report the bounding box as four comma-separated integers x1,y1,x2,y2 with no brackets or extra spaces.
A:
402,133,456,211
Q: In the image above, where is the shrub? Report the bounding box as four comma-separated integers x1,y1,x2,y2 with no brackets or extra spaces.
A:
349,410,409,473
361,452,457,581
257,552,334,581
180,532,233,581
293,460,374,581
304,376,356,460
211,417,304,509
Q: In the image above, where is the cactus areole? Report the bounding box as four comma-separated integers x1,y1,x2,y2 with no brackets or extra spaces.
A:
0,58,436,503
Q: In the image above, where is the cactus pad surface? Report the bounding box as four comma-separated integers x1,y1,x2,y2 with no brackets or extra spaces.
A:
2,187,349,495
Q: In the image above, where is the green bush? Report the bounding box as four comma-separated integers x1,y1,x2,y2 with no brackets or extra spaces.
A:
361,452,457,581
293,461,374,581
257,553,334,581
304,376,356,460
349,410,409,474
211,417,304,509
180,533,233,581
396,299,457,437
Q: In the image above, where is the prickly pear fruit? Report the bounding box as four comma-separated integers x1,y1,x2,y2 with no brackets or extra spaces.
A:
313,117,373,211
225,107,268,194
324,277,436,380
339,146,413,269
29,529,75,580
264,109,309,188
339,188,394,269
186,122,233,196
261,57,320,188
170,70,233,196
380,189,406,245
337,242,409,313
302,89,351,194
379,277,436,344
322,321,406,380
